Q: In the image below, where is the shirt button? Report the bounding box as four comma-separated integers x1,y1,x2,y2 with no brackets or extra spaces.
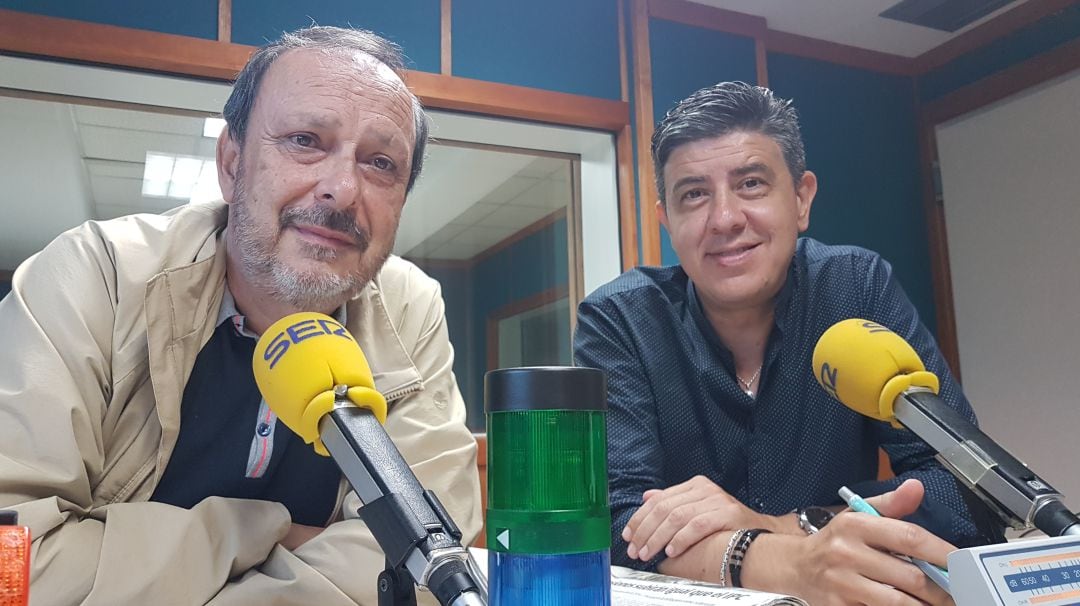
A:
256,422,272,437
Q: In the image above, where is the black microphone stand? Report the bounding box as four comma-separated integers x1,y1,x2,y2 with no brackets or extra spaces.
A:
378,560,418,606
320,387,487,606
898,389,1080,536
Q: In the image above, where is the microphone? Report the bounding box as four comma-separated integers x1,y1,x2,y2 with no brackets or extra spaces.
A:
1,510,30,606
253,312,486,606
812,318,1080,538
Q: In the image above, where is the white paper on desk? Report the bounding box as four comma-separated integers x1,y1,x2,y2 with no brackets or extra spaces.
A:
611,566,808,605
468,548,807,605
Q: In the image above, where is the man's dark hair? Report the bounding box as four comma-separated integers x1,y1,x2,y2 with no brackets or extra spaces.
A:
651,81,805,202
222,25,428,192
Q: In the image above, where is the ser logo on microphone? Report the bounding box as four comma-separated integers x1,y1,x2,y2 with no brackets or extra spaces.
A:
819,363,839,400
860,320,891,334
263,317,354,370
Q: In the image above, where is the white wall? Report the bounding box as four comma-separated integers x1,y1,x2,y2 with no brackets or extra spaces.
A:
0,97,92,270
936,69,1080,509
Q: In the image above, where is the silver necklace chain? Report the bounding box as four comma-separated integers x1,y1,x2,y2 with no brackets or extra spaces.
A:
736,365,763,397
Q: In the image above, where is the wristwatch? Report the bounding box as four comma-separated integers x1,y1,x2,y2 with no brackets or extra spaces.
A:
797,506,836,535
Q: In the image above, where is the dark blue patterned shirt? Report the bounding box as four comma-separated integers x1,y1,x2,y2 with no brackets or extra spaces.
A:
574,238,1004,570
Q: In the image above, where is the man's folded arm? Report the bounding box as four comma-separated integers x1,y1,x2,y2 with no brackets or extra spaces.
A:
207,281,484,605
573,297,667,570
0,235,296,605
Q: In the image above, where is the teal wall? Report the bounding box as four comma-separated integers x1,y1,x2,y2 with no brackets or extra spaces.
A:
643,29,935,331
417,263,473,410
231,0,442,73
0,0,218,39
12,0,1074,351
415,218,569,429
465,217,568,427
768,53,933,332
0,0,622,89
453,0,622,99
648,20,758,266
919,4,1080,102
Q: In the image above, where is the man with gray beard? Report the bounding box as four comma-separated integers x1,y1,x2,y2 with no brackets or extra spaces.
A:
0,26,481,606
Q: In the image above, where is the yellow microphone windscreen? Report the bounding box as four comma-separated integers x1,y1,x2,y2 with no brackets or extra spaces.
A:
811,319,939,423
253,312,387,455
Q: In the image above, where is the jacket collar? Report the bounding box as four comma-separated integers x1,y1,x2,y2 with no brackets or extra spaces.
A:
344,279,424,400
143,202,423,476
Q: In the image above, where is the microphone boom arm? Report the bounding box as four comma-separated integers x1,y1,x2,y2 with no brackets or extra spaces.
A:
896,388,1080,537
319,386,487,606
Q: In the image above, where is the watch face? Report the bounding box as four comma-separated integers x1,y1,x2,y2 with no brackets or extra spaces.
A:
800,506,835,534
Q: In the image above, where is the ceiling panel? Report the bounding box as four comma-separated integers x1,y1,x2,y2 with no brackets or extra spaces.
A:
509,179,569,209
402,239,443,258
449,202,502,226
3,95,578,268
74,105,204,136
481,176,542,206
518,155,569,178
418,222,470,248
430,241,491,260
450,225,517,248
479,204,554,229
88,174,143,209
78,124,207,163
692,0,1028,57
84,158,143,179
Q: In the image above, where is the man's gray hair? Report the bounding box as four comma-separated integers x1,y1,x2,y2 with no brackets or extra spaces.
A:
222,25,429,192
651,81,806,202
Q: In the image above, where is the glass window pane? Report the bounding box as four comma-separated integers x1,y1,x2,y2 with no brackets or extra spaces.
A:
0,60,607,436
0,93,220,276
399,142,580,431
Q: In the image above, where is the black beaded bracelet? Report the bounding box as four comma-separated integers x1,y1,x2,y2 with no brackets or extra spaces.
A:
728,528,772,588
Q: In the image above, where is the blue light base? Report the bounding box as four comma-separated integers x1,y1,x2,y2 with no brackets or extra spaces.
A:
489,550,611,606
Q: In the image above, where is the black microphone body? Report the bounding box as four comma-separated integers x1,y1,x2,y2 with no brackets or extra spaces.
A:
893,388,1080,537
319,389,486,606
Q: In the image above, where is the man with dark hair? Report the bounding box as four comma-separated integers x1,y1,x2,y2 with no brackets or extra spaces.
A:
0,26,480,605
575,81,1002,605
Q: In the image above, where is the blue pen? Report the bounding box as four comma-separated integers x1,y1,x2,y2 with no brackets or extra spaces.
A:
838,486,952,594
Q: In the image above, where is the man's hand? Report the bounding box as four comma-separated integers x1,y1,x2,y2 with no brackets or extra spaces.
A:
281,523,324,550
622,475,799,561
744,479,955,606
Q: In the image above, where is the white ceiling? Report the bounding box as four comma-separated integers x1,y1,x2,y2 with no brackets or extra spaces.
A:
74,104,215,219
692,0,1030,57
0,95,572,270
401,148,569,260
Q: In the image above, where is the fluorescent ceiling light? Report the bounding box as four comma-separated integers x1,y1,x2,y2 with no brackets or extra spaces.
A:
142,152,221,204
203,117,227,138
142,153,174,197
189,162,221,205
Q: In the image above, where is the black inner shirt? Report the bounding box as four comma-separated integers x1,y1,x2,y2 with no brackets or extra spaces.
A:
151,321,342,526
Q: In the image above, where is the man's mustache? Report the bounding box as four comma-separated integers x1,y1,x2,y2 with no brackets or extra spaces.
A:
280,205,369,249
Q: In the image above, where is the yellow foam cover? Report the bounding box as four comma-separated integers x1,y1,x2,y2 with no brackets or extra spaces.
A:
253,312,387,456
811,318,939,428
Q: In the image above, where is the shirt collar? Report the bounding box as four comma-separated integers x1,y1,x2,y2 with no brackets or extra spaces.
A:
772,256,798,333
686,279,731,362
684,252,800,354
216,283,348,340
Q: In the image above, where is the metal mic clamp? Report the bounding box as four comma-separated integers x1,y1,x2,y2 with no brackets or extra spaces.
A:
378,561,417,606
321,388,487,606
897,389,1080,537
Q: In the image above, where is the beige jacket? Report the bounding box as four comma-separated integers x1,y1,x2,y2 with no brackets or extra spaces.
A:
0,202,481,605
